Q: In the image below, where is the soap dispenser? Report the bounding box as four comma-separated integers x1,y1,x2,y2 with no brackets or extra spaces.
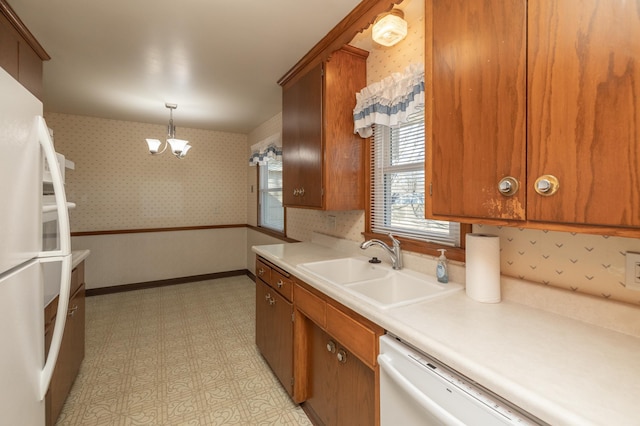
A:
436,249,449,283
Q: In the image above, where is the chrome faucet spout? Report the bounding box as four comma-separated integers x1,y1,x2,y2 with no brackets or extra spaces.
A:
360,233,403,270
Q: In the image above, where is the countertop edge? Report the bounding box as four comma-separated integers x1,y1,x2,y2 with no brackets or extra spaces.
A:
252,242,639,426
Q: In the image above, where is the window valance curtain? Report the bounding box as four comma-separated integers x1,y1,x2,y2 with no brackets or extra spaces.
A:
353,62,425,138
248,133,282,166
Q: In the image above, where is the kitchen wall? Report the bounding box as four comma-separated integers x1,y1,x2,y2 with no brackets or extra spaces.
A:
248,0,640,307
46,112,249,288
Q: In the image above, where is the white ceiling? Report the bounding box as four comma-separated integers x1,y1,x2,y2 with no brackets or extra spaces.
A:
8,0,364,133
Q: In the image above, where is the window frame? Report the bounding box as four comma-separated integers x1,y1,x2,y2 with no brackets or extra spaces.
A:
364,121,470,263
257,159,285,235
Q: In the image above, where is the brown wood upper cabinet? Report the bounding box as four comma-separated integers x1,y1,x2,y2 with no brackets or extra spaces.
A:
0,0,50,99
429,0,640,231
280,46,368,210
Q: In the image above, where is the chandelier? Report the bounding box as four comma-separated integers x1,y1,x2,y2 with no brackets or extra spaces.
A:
145,103,192,159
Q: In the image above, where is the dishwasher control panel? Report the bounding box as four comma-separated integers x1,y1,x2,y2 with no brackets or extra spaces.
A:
379,334,547,425
406,352,534,424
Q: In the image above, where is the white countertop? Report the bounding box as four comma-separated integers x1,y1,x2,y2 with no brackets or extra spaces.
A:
43,250,90,308
253,241,640,426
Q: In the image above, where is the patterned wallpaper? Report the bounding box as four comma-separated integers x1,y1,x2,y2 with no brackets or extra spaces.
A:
45,112,248,232
250,0,640,306
480,225,640,305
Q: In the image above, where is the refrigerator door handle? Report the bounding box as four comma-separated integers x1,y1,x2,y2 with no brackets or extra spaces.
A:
38,255,72,400
36,115,73,399
37,116,71,257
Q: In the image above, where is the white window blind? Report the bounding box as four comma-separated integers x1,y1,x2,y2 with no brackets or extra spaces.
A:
258,159,284,232
370,117,460,246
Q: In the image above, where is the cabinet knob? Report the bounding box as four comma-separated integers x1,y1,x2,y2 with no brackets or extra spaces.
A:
337,349,347,363
534,175,560,196
265,293,271,301
326,340,336,353
258,268,264,276
498,176,519,196
269,297,276,306
276,279,283,288
299,187,305,196
293,189,299,196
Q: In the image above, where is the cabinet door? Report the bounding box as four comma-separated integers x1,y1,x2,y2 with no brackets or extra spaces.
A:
255,279,271,360
48,284,84,425
268,289,293,396
255,279,294,396
282,63,323,208
305,322,375,425
336,348,375,426
431,0,527,220
306,323,338,425
67,285,85,386
527,0,640,227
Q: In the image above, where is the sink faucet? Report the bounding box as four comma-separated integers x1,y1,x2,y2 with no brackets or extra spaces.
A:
360,233,403,270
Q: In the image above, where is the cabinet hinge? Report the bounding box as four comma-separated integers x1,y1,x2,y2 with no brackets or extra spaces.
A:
429,182,433,196
291,312,295,322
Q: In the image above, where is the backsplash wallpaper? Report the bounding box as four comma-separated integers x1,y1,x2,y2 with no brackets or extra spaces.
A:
252,0,640,307
45,113,248,232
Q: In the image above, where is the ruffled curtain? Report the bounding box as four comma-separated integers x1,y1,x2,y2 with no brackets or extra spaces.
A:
248,133,282,166
353,63,425,138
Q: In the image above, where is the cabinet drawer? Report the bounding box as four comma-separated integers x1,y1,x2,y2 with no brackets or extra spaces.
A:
326,304,378,368
256,259,272,284
272,270,293,302
294,284,326,327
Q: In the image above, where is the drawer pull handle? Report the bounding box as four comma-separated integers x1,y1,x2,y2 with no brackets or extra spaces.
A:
258,268,264,276
265,293,271,301
277,280,283,288
337,349,347,363
67,305,78,317
326,340,336,353
269,297,276,306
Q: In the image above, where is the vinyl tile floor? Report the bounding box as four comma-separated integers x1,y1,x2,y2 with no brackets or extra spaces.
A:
56,275,312,426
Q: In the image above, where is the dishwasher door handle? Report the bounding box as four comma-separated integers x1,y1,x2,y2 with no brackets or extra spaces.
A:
378,353,466,426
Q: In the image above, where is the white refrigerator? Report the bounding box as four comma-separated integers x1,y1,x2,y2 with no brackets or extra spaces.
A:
0,67,73,424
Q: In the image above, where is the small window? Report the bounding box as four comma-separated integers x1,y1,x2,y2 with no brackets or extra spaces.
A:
369,116,460,246
258,158,284,232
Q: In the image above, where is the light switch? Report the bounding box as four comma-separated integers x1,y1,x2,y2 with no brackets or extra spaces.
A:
625,251,640,291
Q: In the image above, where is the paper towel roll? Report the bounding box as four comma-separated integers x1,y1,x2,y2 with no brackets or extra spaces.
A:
465,233,501,303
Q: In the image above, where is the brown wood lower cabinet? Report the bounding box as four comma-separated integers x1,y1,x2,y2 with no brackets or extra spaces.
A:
255,258,294,396
305,322,375,426
44,261,86,426
254,257,383,424
294,279,383,425
255,278,294,396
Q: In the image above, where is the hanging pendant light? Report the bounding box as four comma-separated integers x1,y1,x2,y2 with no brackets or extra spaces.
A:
145,103,192,159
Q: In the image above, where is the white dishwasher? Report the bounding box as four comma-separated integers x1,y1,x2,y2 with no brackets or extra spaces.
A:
378,334,546,425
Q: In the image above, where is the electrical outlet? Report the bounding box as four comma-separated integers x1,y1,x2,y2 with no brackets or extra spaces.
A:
625,252,640,291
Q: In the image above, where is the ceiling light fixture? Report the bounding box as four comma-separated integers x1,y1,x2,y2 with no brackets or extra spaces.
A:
145,103,192,159
372,9,408,47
